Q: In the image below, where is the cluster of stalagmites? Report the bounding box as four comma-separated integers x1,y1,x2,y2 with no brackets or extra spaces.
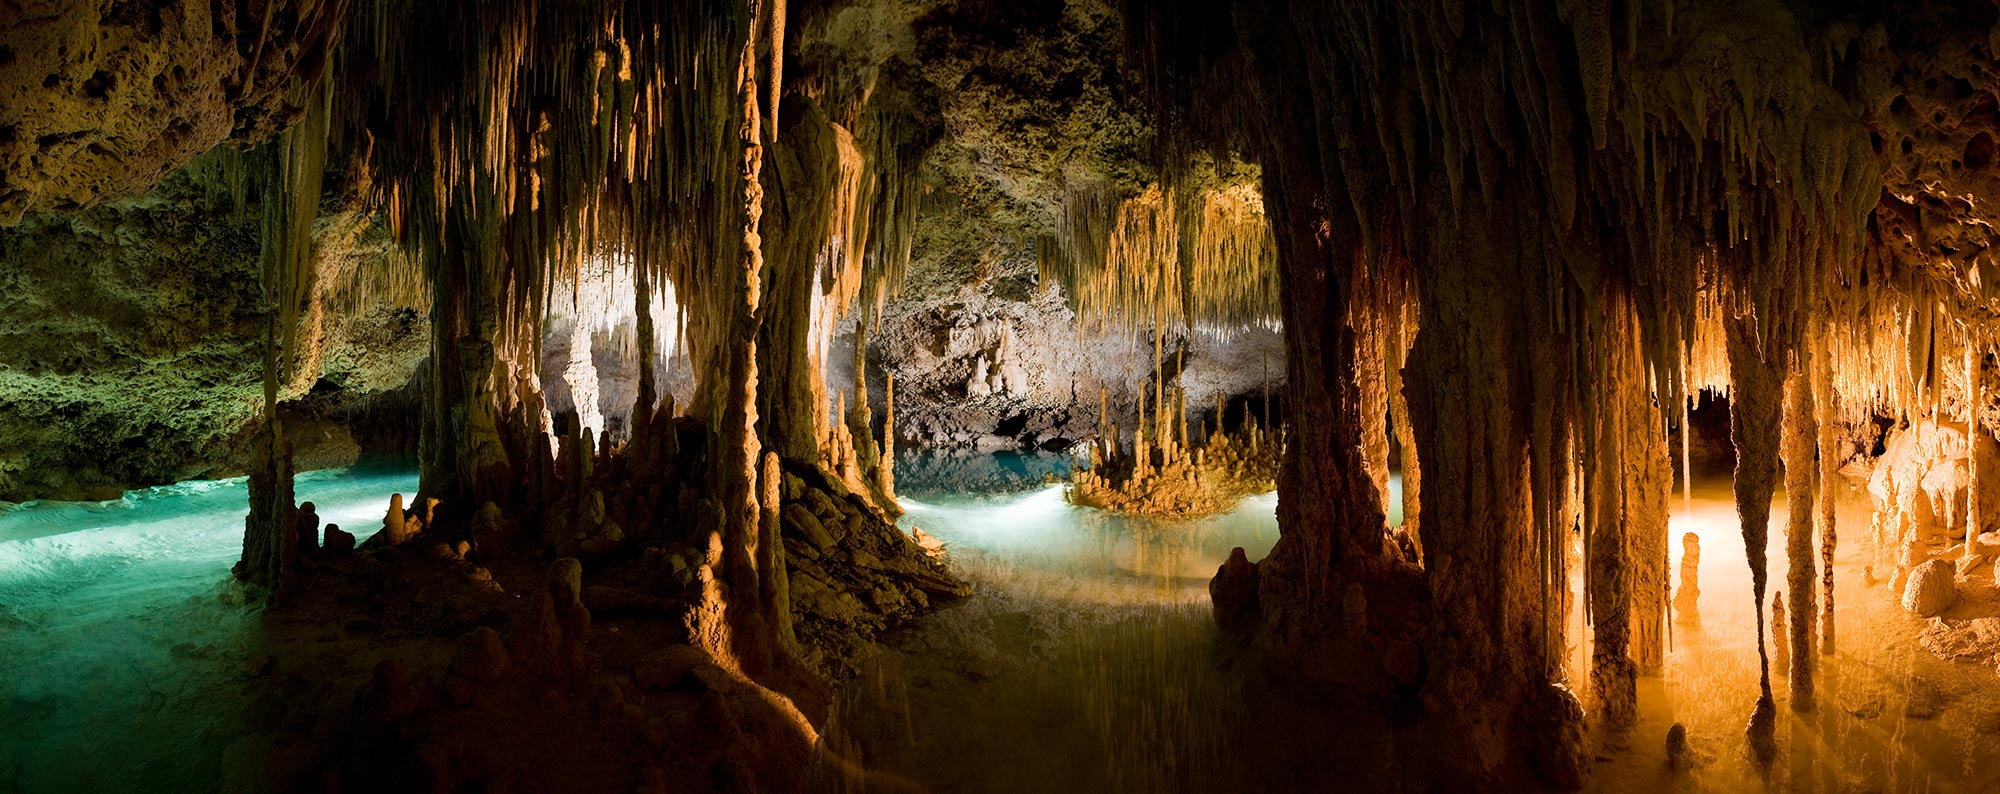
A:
1070,419,1279,516
233,403,964,790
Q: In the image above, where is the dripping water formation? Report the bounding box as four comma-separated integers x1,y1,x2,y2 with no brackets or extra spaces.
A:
6,0,2000,791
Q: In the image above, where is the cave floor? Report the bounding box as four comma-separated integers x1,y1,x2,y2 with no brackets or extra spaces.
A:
1593,480,2000,793
830,476,2000,793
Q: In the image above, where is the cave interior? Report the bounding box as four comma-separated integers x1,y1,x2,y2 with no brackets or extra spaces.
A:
5,0,2000,791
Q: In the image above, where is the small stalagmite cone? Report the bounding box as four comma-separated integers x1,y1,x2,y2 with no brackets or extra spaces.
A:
384,493,408,545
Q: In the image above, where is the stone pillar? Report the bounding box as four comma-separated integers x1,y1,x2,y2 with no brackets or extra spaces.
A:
1781,357,1818,711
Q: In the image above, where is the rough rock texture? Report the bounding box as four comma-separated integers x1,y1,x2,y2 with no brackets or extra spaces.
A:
908,0,1156,241
1870,421,2000,540
1674,531,1702,626
0,157,426,502
0,163,261,499
1903,559,1960,617
1918,616,2000,665
1869,420,2000,591
845,251,1284,451
0,0,345,223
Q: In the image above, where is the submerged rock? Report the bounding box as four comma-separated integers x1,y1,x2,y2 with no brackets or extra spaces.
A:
1902,559,1959,617
1665,723,1689,771
1904,677,1945,719
1746,694,1777,766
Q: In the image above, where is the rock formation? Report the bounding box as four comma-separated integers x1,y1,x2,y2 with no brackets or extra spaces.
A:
1676,532,1702,629
1904,559,1961,617
14,0,2000,790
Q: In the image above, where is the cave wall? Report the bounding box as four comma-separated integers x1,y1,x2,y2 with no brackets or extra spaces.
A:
0,156,427,502
0,0,344,224
832,249,1285,452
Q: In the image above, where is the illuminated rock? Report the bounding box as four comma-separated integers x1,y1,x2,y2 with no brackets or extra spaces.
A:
1869,421,2000,549
1665,723,1690,771
549,558,585,608
381,493,411,546
1902,559,1960,617
1772,591,1789,674
1674,532,1701,627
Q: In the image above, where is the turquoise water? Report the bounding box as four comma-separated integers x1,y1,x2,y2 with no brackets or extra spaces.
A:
0,459,1398,792
0,465,418,793
894,474,1401,603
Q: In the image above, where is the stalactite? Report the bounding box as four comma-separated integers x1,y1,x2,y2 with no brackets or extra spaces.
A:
877,372,896,503
1043,180,1280,334
1781,353,1817,712
1724,296,1785,764
237,84,329,596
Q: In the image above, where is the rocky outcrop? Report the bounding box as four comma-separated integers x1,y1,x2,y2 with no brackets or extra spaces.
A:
1210,547,1260,636
778,463,971,677
846,251,1285,452
1869,419,2000,593
0,163,263,500
1870,420,2000,543
0,156,426,502
0,0,345,224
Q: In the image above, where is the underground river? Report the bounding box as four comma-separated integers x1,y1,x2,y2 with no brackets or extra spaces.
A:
2,463,1996,792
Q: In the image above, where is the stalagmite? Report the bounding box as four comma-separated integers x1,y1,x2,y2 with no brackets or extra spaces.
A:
758,451,794,653
878,373,896,502
1675,532,1701,627
1772,590,1789,674
1781,363,1817,710
1812,319,1839,656
1967,338,1983,569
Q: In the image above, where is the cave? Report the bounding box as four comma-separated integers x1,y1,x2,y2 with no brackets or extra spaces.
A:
5,0,2000,791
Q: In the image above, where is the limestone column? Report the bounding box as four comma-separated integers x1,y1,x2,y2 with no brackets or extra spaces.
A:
1781,354,1818,711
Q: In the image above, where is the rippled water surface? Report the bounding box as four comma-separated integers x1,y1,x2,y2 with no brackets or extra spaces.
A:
0,465,418,793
